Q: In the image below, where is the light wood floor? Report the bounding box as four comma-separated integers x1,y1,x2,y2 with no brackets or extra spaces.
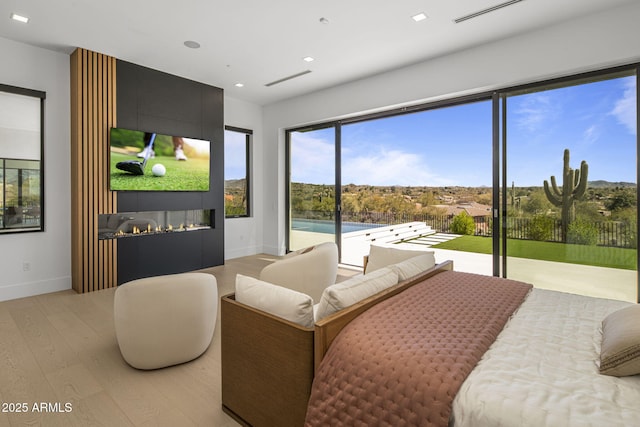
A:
0,254,362,427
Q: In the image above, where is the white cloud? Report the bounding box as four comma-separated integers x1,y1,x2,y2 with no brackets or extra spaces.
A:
582,124,599,145
342,147,453,186
610,78,637,135
290,134,450,186
514,94,560,132
290,132,335,184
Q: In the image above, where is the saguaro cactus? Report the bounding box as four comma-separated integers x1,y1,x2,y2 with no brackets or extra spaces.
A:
543,149,588,242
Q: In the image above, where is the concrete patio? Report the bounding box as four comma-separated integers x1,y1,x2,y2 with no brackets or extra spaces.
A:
290,225,638,303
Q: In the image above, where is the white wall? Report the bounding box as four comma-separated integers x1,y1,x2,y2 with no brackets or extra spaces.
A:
0,37,71,301
0,36,267,300
262,2,640,256
1,3,639,296
224,95,264,259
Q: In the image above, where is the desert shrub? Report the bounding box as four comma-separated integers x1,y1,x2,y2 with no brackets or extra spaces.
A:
566,219,598,245
527,215,554,241
611,210,637,249
627,229,638,249
450,211,475,235
606,189,637,212
620,218,637,249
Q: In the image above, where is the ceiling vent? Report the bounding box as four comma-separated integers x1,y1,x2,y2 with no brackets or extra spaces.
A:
265,70,312,87
454,0,525,24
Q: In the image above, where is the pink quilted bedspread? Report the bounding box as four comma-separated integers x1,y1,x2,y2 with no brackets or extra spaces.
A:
305,271,532,427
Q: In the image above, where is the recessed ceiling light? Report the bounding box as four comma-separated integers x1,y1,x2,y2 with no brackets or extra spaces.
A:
412,12,428,22
11,13,29,23
303,56,315,63
235,83,244,88
183,40,200,49
319,17,329,24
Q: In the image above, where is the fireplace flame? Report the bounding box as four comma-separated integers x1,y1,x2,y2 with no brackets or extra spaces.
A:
97,211,212,241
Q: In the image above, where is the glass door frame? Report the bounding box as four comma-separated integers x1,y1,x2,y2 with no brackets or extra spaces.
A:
496,64,639,301
285,94,495,262
285,122,341,258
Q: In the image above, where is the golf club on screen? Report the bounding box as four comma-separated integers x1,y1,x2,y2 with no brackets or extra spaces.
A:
116,133,156,175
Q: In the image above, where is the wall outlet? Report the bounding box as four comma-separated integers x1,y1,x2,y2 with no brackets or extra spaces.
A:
22,262,31,272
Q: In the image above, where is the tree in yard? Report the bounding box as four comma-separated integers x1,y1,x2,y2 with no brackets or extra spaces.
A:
543,149,588,242
450,211,476,235
527,214,555,241
522,189,553,216
566,218,598,246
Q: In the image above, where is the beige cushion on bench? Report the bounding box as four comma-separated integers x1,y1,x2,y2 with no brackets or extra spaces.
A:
365,244,435,274
235,274,315,328
315,267,399,321
114,272,218,370
260,242,338,303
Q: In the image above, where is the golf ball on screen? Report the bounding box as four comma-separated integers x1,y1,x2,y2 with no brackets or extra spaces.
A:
152,164,166,176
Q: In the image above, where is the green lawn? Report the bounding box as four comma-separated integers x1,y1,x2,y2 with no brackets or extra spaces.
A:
432,235,637,270
110,152,209,191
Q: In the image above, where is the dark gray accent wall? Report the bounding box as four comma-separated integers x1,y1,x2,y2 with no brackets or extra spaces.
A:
116,60,224,283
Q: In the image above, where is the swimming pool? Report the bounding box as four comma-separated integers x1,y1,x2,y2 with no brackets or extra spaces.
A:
292,219,385,234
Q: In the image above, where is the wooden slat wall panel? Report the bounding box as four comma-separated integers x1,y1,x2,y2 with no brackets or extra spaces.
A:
70,48,117,293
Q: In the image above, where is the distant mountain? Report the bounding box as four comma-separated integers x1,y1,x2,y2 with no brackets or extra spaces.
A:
225,178,246,189
588,180,636,188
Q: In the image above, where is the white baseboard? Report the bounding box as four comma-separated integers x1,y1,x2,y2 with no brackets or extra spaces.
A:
0,276,72,302
260,244,283,256
224,245,262,260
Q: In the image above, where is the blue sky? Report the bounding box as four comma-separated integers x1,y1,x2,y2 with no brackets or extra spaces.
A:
224,130,247,180
290,75,636,187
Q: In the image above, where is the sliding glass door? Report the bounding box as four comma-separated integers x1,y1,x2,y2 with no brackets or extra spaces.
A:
285,64,638,302
287,125,338,251
501,71,637,302
340,101,492,269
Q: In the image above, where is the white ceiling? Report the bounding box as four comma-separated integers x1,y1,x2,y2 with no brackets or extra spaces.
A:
0,0,635,106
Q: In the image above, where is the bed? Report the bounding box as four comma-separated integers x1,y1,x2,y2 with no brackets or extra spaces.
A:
221,260,640,427
450,287,640,427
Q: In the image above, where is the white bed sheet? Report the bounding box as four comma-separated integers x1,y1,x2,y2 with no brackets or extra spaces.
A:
451,288,640,427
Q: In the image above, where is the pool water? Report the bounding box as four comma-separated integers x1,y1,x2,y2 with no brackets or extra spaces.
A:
292,219,384,234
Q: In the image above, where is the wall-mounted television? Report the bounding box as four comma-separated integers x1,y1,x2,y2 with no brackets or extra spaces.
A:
109,127,210,191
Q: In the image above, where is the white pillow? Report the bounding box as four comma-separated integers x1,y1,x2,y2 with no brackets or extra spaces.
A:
235,274,314,328
600,305,640,377
390,254,436,281
366,244,435,274
315,267,399,321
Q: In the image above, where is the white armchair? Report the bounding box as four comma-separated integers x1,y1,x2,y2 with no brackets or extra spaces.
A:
259,242,338,303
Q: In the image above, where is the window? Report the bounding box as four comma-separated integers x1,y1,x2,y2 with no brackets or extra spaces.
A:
285,63,639,303
224,126,251,217
340,100,492,266
0,84,45,233
286,99,491,265
287,125,337,251
501,70,637,302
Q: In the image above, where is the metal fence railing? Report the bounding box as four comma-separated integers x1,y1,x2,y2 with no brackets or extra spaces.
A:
292,210,637,249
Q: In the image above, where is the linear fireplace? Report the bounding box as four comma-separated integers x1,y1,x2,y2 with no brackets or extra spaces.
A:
98,209,213,240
